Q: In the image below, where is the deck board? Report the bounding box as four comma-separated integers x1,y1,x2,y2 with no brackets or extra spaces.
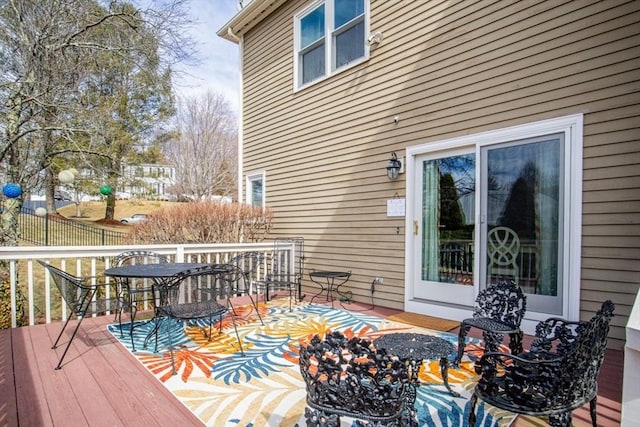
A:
1,306,623,427
0,328,18,427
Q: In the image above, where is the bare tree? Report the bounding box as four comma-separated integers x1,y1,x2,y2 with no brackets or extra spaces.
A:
0,0,195,245
165,92,237,200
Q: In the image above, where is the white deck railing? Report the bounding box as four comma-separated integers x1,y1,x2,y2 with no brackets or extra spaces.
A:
0,242,279,328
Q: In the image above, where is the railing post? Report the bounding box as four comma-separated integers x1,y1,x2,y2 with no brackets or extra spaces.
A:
175,245,185,262
45,213,49,246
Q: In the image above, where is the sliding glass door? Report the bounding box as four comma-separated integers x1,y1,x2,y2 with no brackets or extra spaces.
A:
480,134,564,315
413,133,566,315
413,150,476,306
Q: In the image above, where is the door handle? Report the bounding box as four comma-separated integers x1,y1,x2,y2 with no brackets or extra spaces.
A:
413,220,419,235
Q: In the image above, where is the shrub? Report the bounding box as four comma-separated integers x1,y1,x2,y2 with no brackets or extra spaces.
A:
126,201,273,244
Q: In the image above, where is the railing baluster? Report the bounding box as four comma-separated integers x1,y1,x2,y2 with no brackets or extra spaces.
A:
0,242,277,327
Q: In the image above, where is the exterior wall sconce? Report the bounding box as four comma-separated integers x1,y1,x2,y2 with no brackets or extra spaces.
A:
386,153,402,180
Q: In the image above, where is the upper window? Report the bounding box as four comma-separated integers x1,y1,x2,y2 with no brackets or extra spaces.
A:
295,0,367,88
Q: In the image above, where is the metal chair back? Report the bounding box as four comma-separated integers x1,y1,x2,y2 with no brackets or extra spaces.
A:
155,265,244,375
257,237,305,308
37,260,118,369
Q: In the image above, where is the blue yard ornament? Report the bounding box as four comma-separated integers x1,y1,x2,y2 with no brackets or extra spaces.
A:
2,183,22,198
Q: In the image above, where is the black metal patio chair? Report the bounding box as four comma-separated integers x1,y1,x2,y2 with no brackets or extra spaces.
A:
225,252,264,325
468,300,615,427
38,260,120,370
154,264,245,375
454,279,526,368
254,237,305,310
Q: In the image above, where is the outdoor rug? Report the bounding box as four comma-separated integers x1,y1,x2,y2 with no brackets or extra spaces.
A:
107,299,516,427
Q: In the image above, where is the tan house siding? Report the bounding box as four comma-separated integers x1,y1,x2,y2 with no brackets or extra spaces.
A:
234,0,639,349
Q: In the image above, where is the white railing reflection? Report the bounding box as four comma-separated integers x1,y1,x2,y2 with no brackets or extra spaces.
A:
0,242,278,328
438,240,540,290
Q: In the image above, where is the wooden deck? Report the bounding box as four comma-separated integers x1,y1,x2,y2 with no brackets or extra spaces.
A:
0,305,623,426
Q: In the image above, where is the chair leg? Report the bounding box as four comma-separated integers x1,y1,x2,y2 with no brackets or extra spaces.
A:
166,318,177,376
53,315,86,370
116,304,124,338
224,304,244,356
589,396,598,427
455,324,470,367
235,292,263,326
483,331,504,354
129,303,138,351
468,393,478,426
52,315,73,350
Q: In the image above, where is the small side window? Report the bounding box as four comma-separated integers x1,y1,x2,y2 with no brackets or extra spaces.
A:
246,172,265,207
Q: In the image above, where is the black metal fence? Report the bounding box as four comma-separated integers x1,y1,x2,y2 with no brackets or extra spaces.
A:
1,203,126,246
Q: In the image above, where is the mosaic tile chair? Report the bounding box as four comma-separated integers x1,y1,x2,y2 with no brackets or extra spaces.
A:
455,279,526,368
468,300,615,427
299,331,418,427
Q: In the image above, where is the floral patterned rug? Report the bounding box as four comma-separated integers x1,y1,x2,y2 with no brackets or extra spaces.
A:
107,299,516,426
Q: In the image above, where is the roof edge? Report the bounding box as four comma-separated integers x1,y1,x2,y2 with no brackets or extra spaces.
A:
217,0,288,43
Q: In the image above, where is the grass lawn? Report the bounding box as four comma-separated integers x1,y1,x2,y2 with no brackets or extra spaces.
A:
12,199,182,324
57,199,181,230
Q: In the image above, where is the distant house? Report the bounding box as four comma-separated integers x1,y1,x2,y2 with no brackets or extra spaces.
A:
218,0,640,349
120,163,176,199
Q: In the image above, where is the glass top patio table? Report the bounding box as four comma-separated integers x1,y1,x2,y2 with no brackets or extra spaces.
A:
104,262,229,351
104,262,211,280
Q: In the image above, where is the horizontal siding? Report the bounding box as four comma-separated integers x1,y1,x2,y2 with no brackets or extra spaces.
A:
239,0,640,349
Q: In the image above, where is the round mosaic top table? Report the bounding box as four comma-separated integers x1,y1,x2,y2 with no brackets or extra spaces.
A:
375,332,460,397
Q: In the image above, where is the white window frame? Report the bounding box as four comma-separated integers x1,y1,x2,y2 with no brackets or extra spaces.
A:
293,0,370,91
245,171,266,208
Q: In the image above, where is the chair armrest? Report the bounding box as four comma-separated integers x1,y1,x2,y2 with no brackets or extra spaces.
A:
476,350,565,407
530,317,582,353
477,350,563,387
480,350,563,367
78,275,112,289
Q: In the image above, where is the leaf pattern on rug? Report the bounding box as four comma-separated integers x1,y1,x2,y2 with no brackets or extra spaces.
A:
138,344,220,383
172,368,307,426
212,334,294,384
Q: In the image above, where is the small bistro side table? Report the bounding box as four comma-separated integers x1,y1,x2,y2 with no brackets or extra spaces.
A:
374,332,460,397
308,270,351,307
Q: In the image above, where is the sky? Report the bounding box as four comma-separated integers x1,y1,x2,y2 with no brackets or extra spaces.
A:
172,0,242,113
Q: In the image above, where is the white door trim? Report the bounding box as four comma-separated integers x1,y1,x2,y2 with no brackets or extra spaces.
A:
404,114,584,331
